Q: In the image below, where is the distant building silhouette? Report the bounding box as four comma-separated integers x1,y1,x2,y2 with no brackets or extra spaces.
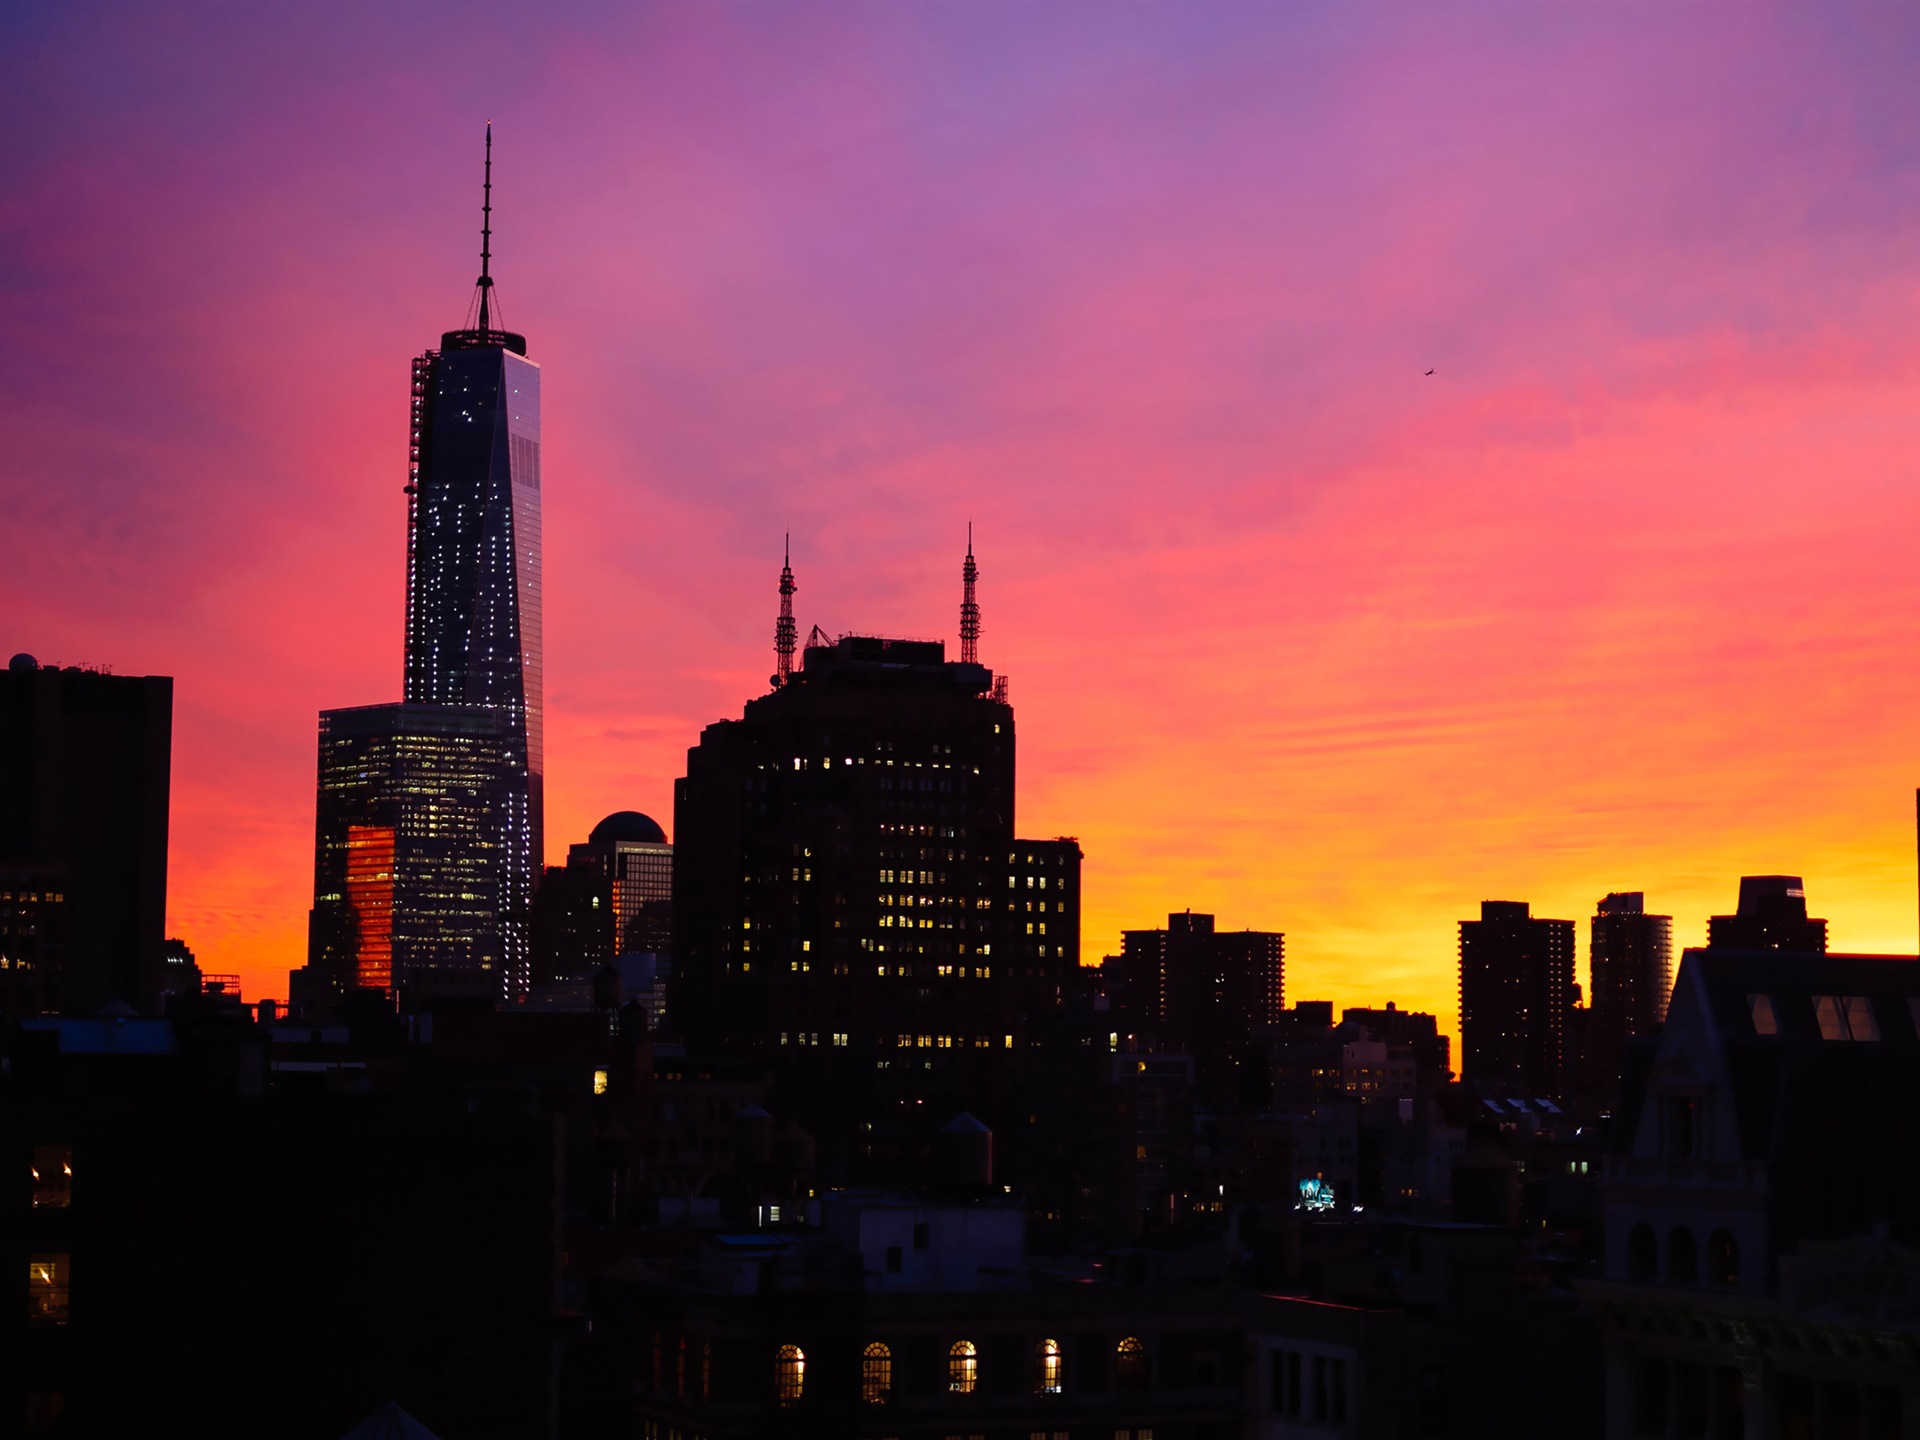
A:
0,654,171,1017
1459,900,1575,1097
1585,892,1673,1102
1109,911,1285,1108
570,811,672,957
1706,875,1827,953
299,703,523,1007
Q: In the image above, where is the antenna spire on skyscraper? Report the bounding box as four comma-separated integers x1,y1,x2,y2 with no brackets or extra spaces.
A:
959,523,980,666
476,122,495,334
775,536,797,687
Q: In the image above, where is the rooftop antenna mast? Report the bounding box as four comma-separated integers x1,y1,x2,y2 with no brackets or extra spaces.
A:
959,523,980,665
476,122,495,333
774,536,797,687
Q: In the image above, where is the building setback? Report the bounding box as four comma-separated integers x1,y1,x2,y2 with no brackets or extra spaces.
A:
1458,900,1575,1097
0,655,171,1017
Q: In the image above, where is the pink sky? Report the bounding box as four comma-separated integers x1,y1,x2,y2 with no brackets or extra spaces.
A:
7,2,1920,1036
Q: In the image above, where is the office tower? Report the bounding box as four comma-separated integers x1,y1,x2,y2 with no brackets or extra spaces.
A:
1458,899,1575,1096
1707,875,1827,953
568,811,673,957
401,125,542,910
0,654,171,1016
671,546,1075,1177
301,703,523,1004
1111,911,1285,1107
1585,891,1673,1100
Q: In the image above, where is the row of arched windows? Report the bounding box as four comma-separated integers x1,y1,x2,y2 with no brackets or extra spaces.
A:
1626,1223,1739,1286
777,1335,1149,1407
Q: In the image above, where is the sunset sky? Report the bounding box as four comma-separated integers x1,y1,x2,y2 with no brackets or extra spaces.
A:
8,2,1920,1037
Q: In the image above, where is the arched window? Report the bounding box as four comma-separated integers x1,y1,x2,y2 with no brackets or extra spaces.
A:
1667,1226,1698,1284
1116,1335,1148,1388
1627,1223,1657,1280
1035,1337,1064,1395
1708,1229,1739,1287
862,1343,892,1405
949,1340,978,1394
775,1344,805,1407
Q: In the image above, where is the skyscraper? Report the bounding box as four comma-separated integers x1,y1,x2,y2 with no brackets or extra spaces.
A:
302,703,523,1003
1586,891,1673,1099
1458,899,1575,1096
0,654,172,1016
568,812,673,958
670,544,1078,1179
299,129,542,1005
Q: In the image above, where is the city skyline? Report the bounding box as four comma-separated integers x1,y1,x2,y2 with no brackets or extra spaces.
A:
10,4,1920,1037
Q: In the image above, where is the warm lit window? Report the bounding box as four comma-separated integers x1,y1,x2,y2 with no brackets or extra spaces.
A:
1747,994,1778,1035
1116,1335,1147,1387
949,1339,979,1393
593,1068,609,1096
776,1344,805,1406
30,1145,72,1209
1036,1337,1064,1394
28,1255,69,1326
863,1342,892,1405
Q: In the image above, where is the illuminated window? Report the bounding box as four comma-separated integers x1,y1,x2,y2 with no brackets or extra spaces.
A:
863,1342,893,1405
775,1344,805,1406
949,1339,979,1393
593,1068,609,1096
1035,1337,1063,1394
28,1255,68,1326
30,1145,71,1209
1116,1335,1147,1387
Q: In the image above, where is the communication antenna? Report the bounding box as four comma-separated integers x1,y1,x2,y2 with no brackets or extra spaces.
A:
476,123,496,333
774,536,797,687
959,523,980,665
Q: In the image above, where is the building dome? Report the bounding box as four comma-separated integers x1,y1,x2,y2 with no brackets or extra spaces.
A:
589,810,667,845
9,653,39,672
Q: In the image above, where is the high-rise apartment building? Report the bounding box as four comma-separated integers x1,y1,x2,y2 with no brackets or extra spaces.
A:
1706,875,1827,953
301,703,523,1004
1586,891,1673,1100
1458,899,1575,1097
301,130,543,1006
671,549,1078,1179
1109,911,1285,1108
0,654,171,1016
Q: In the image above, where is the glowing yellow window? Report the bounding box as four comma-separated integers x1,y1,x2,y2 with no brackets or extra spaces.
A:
862,1342,892,1405
775,1343,805,1406
949,1339,979,1393
593,1068,609,1096
1035,1337,1063,1394
28,1254,69,1326
1116,1335,1148,1386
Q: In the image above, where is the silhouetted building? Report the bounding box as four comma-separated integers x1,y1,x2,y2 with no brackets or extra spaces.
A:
1584,947,1920,1439
1706,874,1827,953
1458,900,1575,1097
1110,911,1285,1108
300,702,524,1007
1341,1004,1451,1090
0,654,171,1016
1584,892,1672,1104
570,811,673,957
530,862,611,989
672,551,1078,1180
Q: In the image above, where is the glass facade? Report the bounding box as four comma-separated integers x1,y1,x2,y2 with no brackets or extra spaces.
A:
403,340,543,910
307,703,527,1001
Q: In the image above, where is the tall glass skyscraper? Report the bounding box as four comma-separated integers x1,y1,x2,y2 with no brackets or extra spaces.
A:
298,130,542,1007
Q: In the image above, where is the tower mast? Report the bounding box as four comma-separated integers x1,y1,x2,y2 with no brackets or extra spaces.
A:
959,523,980,665
775,537,797,687
477,123,494,334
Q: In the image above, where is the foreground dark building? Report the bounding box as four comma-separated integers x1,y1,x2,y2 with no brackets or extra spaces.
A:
1458,899,1575,1097
0,655,171,1018
1582,946,1920,1439
672,549,1082,1181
